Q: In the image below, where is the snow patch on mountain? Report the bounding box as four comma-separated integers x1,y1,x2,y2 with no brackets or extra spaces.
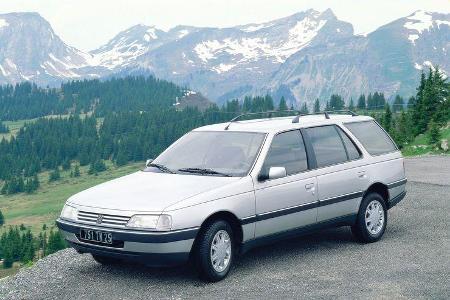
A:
194,15,327,66
0,18,8,29
240,23,274,33
144,27,157,41
404,11,434,33
212,63,236,74
404,11,450,44
283,18,327,57
408,34,419,44
177,29,189,38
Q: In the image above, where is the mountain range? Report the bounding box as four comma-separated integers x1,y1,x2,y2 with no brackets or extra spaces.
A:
0,9,448,106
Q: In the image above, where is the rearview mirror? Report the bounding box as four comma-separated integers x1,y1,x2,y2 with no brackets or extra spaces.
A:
258,166,287,181
268,167,287,180
146,159,154,167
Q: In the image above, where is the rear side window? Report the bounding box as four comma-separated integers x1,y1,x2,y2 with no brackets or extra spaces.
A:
345,121,397,155
336,127,361,160
305,126,347,168
262,130,308,175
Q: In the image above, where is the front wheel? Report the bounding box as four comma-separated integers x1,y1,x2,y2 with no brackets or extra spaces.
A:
193,220,234,282
351,192,387,243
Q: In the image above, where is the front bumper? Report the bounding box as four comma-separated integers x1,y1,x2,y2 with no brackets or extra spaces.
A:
56,218,198,266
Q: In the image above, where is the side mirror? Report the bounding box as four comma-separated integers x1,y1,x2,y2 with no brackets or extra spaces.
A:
146,159,154,167
258,166,287,181
268,167,287,180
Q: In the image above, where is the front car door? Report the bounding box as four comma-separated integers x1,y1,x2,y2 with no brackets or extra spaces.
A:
302,125,369,222
253,130,318,238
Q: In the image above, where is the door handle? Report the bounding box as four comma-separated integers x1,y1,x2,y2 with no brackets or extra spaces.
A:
357,171,366,178
305,183,315,193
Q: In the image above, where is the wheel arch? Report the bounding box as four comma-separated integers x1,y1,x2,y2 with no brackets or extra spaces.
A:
191,210,244,254
362,182,390,207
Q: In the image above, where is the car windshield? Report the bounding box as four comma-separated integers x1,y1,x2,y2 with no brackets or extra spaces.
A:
150,131,266,177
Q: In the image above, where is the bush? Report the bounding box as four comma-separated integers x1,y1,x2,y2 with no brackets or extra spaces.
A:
88,160,107,175
48,168,61,182
427,121,441,146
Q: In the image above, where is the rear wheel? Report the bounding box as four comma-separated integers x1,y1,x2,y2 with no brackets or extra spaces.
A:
351,192,387,243
91,254,120,265
193,220,234,282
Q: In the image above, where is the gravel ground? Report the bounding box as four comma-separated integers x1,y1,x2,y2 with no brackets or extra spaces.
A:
1,156,449,299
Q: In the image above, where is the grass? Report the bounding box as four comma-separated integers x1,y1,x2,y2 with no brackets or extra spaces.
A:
402,124,450,156
0,119,29,140
0,161,142,235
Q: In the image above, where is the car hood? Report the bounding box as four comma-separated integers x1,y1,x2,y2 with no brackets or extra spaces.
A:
67,171,240,212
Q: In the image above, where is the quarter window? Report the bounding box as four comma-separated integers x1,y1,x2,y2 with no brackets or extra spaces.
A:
336,127,361,160
344,121,397,155
305,126,347,168
262,130,308,176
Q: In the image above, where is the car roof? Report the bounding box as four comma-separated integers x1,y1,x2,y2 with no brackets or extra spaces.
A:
194,114,373,134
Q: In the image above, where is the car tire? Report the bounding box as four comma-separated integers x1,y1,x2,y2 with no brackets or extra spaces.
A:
351,192,387,243
91,254,120,265
193,220,234,282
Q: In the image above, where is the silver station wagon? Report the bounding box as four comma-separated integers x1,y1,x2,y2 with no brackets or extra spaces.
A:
57,111,407,281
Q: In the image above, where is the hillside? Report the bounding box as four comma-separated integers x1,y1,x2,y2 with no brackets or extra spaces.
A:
0,162,141,234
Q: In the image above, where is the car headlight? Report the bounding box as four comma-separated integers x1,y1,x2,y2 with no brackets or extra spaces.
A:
126,214,172,231
60,204,78,221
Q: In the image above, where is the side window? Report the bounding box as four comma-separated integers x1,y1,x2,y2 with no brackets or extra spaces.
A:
262,130,308,176
344,121,397,155
305,126,347,168
336,127,361,160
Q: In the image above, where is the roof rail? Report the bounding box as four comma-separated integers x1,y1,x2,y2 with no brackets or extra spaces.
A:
324,110,358,116
224,110,300,130
223,109,359,129
292,110,358,123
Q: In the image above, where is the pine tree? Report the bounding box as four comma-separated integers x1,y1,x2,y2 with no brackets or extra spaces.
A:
348,98,355,111
25,178,34,194
313,99,320,113
88,160,107,175
45,230,66,255
0,210,4,226
357,94,366,110
329,94,345,111
48,168,61,182
427,120,441,146
278,96,288,111
33,174,40,191
392,95,404,112
0,120,9,133
300,103,309,114
62,159,71,171
73,165,81,177
383,104,392,133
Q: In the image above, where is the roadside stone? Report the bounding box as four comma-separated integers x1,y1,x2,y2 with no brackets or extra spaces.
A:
440,139,448,152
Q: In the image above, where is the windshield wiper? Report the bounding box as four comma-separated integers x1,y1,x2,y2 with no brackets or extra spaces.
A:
148,163,175,174
178,167,232,177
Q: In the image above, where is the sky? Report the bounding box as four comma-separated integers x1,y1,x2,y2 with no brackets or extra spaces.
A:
0,0,449,51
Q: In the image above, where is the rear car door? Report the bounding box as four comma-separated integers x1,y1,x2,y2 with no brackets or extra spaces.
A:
253,130,318,238
303,125,369,222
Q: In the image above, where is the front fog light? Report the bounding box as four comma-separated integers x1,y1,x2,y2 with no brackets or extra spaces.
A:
126,215,172,231
60,204,78,221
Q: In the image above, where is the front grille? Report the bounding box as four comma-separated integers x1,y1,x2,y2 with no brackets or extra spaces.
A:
77,211,130,227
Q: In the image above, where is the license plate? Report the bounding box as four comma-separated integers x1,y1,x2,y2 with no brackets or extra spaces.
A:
79,229,113,244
